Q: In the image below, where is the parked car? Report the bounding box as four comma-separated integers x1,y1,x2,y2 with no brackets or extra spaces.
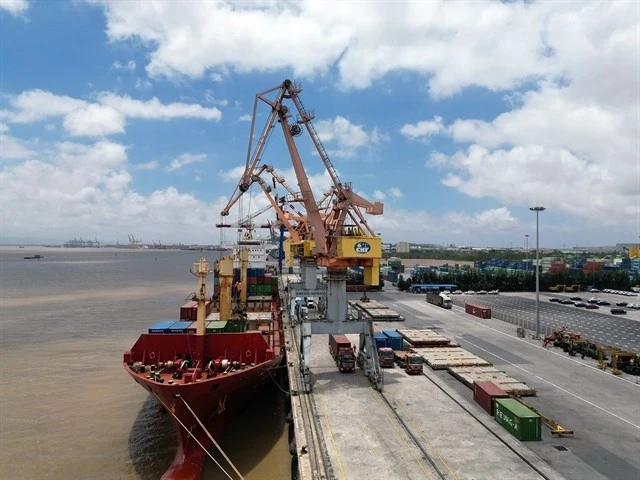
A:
477,290,487,295
628,303,640,310
488,289,500,295
610,308,627,315
569,296,583,301
465,290,475,295
616,302,628,307
574,302,586,308
452,290,463,295
560,299,574,305
589,288,601,293
549,298,560,302
597,300,611,306
588,297,599,304
585,304,599,309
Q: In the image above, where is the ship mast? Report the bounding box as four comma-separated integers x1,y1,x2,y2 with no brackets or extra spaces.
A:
191,254,211,336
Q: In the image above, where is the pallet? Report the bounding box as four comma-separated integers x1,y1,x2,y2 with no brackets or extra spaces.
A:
354,299,388,309
349,301,403,321
448,366,537,396
396,329,456,347
412,347,492,370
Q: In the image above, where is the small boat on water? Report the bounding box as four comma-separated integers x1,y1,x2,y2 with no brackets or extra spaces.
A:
23,255,43,260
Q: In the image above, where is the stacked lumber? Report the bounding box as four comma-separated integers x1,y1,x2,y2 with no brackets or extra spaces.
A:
448,366,536,396
412,347,492,370
396,329,457,347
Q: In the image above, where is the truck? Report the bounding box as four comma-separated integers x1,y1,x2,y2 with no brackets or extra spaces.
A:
329,334,356,373
394,351,424,374
378,347,395,367
426,292,452,309
373,332,394,367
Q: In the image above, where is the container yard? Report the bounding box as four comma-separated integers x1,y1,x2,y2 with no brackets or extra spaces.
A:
284,287,640,480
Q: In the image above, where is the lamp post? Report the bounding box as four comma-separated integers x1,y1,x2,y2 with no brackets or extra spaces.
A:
524,234,529,292
530,206,546,338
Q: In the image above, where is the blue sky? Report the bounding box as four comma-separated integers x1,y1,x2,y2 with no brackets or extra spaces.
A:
1,0,638,248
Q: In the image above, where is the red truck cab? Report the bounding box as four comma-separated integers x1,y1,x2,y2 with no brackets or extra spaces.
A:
378,347,395,367
395,351,423,374
329,334,355,373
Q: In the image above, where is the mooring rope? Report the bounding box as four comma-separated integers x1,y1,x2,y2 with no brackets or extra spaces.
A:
151,393,236,480
177,394,246,480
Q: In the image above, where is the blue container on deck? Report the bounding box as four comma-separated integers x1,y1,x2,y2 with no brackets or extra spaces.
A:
374,332,388,349
382,329,403,350
168,321,192,333
148,321,176,333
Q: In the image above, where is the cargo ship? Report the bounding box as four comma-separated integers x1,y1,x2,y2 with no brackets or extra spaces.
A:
124,240,284,479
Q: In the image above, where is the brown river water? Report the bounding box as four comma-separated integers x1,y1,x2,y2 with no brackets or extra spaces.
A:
0,247,290,480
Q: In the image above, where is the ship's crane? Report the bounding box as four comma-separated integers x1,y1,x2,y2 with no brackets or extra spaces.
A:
219,80,386,391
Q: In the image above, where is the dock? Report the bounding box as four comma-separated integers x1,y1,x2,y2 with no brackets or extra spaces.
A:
284,302,564,479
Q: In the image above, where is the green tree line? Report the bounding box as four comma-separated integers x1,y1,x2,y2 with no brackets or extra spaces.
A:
394,268,639,293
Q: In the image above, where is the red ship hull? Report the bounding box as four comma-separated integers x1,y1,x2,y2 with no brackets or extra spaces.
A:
125,306,284,479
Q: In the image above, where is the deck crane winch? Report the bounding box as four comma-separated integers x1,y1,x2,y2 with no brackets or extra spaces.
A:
219,79,386,391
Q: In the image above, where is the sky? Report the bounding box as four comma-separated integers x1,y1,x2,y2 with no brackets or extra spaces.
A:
0,0,638,249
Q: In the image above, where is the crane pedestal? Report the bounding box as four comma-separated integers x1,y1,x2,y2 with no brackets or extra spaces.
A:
288,268,383,392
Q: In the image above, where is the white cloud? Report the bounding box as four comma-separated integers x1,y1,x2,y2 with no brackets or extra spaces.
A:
134,78,153,90
0,134,36,159
135,160,159,170
238,114,252,122
0,0,28,15
92,0,577,97
366,206,521,244
414,3,640,227
97,93,222,121
63,104,126,137
2,90,222,137
431,144,637,222
0,140,225,242
0,123,8,133
218,165,247,183
373,190,386,201
388,187,404,199
4,90,86,123
167,152,207,171
314,115,381,159
400,116,444,140
111,60,136,71
210,72,224,83
204,90,228,107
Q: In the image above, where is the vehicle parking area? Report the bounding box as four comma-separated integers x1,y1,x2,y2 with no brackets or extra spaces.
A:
452,291,640,352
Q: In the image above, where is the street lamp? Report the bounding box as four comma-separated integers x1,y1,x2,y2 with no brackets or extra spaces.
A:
530,206,546,338
524,234,529,292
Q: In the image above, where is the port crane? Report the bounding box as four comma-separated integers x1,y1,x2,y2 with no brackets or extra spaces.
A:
220,79,385,391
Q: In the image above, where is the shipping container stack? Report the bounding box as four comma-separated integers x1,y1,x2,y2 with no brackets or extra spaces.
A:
472,381,542,441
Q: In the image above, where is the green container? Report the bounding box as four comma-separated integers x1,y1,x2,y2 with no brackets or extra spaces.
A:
249,284,258,295
205,320,228,333
494,399,541,441
213,277,220,286
224,321,246,332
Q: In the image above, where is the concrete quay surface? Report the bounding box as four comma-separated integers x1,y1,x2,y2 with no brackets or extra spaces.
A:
377,289,640,480
284,290,598,480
